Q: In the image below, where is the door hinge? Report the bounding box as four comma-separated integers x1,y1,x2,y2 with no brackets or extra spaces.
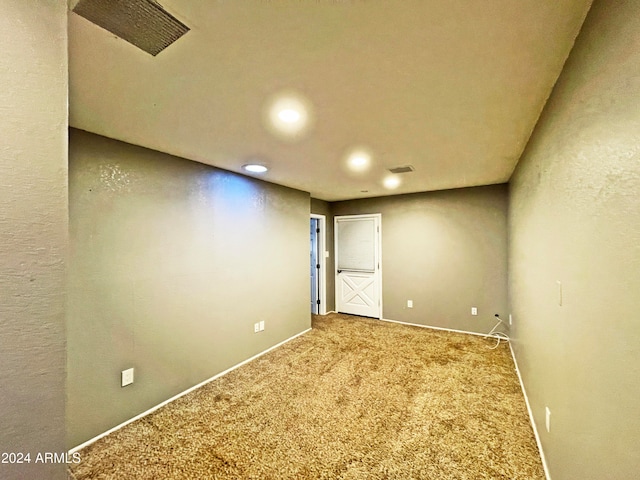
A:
316,228,320,233
316,264,320,269
316,299,321,305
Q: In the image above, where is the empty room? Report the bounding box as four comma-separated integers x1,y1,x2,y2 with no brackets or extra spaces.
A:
1,0,639,479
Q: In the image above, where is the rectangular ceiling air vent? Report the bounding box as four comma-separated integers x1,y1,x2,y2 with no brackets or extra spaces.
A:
72,0,190,56
387,165,415,174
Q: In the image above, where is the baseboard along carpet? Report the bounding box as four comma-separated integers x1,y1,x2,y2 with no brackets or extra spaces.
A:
69,313,544,479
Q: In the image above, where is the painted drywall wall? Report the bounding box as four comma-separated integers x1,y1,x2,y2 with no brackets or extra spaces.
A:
68,129,310,448
310,198,335,312
508,0,640,478
332,185,508,334
0,2,68,479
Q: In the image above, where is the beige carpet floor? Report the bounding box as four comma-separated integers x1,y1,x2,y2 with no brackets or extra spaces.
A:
69,313,544,479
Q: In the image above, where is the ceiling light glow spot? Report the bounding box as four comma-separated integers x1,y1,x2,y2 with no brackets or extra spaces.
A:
243,164,268,173
351,155,367,166
264,92,312,140
383,175,401,189
346,148,372,172
277,108,301,123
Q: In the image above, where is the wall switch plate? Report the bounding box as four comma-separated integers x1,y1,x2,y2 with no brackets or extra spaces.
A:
509,314,513,326
471,307,478,316
407,300,413,308
121,368,134,387
259,320,265,331
545,407,551,432
254,322,260,333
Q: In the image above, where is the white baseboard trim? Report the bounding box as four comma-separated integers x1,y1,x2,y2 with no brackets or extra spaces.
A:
508,342,552,480
379,316,508,340
69,327,312,454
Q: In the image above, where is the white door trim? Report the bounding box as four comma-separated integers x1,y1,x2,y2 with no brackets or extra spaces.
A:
311,214,327,315
334,213,382,319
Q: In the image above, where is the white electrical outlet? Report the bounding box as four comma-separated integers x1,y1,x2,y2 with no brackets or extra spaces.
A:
121,368,134,387
254,322,260,333
259,320,265,331
407,300,413,308
471,307,478,316
509,314,513,326
545,407,551,432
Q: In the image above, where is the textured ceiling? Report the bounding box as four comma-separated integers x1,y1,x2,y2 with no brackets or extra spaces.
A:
68,0,592,201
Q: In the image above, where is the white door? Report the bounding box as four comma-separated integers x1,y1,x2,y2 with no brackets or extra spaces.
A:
335,214,382,318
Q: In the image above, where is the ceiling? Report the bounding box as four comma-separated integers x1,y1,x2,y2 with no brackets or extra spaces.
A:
68,0,592,201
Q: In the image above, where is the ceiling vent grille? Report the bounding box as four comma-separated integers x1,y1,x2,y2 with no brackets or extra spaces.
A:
72,0,190,56
387,165,415,174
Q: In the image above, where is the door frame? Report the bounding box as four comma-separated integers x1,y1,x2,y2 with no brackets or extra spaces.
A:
334,213,383,319
310,214,327,315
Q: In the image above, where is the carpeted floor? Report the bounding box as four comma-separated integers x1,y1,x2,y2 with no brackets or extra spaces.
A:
69,313,544,479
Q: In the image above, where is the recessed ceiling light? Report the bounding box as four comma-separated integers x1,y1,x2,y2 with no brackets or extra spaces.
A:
264,92,312,139
277,108,301,123
351,154,368,166
346,148,372,172
383,175,401,189
243,164,268,173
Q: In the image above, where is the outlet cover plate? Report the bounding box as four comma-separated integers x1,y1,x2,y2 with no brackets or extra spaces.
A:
121,368,134,387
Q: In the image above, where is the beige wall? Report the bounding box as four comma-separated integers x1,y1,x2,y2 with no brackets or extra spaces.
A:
310,198,335,312
0,2,68,479
508,0,640,478
332,185,509,334
68,129,310,448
